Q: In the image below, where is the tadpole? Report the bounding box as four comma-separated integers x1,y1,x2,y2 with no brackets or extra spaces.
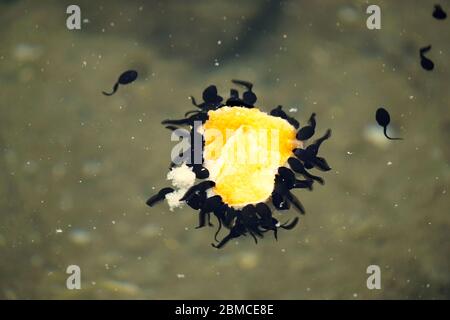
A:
375,107,403,140
102,70,138,96
419,46,435,71
432,4,447,20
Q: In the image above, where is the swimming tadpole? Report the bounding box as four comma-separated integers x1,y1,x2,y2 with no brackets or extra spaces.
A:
102,70,138,96
419,46,435,71
433,4,447,20
375,107,403,141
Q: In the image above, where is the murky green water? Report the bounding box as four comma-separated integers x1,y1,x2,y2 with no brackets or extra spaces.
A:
0,0,449,299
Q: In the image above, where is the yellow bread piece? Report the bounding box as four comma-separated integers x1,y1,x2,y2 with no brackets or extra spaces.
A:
203,107,300,206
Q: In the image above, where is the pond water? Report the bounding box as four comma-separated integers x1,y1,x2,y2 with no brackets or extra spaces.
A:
0,0,449,299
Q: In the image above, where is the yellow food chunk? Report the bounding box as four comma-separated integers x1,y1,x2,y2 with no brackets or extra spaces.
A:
203,107,300,206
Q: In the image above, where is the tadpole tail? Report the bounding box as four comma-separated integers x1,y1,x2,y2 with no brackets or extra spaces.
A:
146,187,174,207
280,217,300,230
165,125,179,131
185,110,200,117
211,233,233,249
180,181,215,202
189,96,200,107
248,231,258,244
420,45,432,55
302,170,325,185
314,129,332,148
287,191,306,214
161,118,191,125
231,79,253,90
384,126,403,140
196,210,213,229
102,82,119,96
214,216,223,242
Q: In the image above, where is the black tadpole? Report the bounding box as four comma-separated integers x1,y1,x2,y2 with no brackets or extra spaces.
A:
146,187,174,207
231,79,257,105
433,4,447,20
231,79,253,90
419,46,434,71
375,107,403,141
102,70,138,96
